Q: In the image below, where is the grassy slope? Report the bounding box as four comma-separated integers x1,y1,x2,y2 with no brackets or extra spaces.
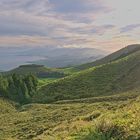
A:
69,44,140,72
38,78,58,89
0,89,140,140
0,98,17,114
35,50,140,103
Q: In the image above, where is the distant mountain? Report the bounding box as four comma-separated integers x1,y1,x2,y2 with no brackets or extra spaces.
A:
35,45,140,103
30,47,107,68
0,46,107,70
72,44,140,71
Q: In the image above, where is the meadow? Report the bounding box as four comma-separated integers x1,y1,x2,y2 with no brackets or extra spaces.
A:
0,88,140,140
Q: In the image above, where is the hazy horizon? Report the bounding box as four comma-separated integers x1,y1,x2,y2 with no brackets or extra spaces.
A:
0,46,108,71
0,0,140,70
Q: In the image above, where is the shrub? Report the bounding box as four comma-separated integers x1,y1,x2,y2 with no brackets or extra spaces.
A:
82,119,125,140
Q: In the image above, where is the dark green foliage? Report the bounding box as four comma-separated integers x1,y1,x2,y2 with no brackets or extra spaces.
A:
24,74,38,97
0,75,9,97
0,74,38,103
4,64,67,78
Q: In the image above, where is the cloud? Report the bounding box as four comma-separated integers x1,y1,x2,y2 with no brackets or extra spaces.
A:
49,0,112,23
50,0,108,13
0,0,140,53
0,35,61,47
0,0,110,18
0,6,114,39
120,24,140,33
0,12,46,36
79,24,115,35
0,0,51,14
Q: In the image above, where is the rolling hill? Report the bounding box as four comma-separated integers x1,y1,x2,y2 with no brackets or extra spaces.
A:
70,44,140,71
0,44,140,140
35,46,140,103
3,64,67,78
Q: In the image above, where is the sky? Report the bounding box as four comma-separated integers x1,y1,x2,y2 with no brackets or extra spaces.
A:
0,0,140,52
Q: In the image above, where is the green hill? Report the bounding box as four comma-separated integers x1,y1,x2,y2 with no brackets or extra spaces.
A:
70,44,140,71
0,45,140,140
35,48,140,103
3,64,67,78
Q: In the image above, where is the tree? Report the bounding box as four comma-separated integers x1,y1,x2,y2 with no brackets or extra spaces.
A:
0,75,8,97
0,73,38,103
24,74,38,97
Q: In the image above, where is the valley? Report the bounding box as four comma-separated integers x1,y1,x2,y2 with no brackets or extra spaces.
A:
1,0,140,139
0,44,140,140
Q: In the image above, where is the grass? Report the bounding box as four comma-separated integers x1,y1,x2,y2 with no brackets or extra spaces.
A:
38,78,59,88
51,44,140,76
72,44,140,71
34,50,140,103
0,89,140,140
0,97,17,113
80,96,140,140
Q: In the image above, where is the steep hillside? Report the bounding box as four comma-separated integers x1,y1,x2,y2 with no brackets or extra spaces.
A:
72,44,140,71
35,49,140,103
3,64,67,78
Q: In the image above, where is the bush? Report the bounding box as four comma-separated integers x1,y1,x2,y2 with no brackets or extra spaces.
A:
82,119,125,140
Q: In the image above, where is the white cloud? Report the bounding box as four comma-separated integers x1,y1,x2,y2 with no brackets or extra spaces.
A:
0,0,140,52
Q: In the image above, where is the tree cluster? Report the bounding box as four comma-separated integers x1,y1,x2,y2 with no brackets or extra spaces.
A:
0,74,38,103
